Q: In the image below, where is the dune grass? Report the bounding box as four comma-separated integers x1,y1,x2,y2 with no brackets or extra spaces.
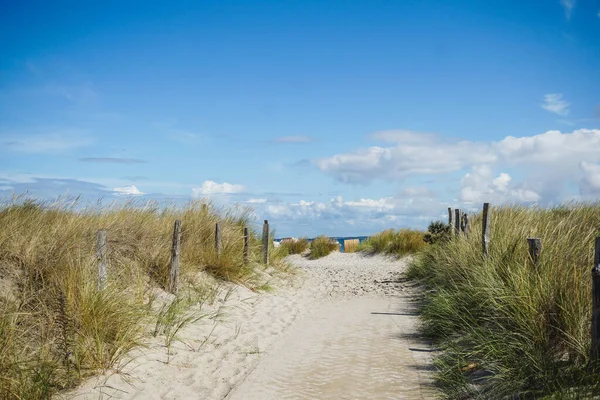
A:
407,203,600,398
0,195,287,399
309,236,339,259
279,237,309,255
358,228,426,257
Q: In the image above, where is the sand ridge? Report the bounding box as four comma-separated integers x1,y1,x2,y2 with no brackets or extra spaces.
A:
64,253,435,400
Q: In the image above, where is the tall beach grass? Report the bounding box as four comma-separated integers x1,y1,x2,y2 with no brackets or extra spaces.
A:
408,203,600,398
309,235,339,259
358,228,426,257
279,237,309,255
0,195,287,399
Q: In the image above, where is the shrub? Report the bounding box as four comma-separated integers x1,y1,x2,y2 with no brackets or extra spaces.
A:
309,236,338,259
280,238,309,255
423,221,452,245
407,203,600,398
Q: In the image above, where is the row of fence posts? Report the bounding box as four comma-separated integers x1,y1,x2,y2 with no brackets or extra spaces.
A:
94,219,271,294
448,202,600,364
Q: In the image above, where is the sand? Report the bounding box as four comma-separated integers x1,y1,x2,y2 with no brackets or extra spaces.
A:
64,252,436,400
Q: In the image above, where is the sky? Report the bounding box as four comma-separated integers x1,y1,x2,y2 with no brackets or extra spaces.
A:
1,0,600,238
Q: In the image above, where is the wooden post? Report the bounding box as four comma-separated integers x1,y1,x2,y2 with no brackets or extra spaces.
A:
482,203,491,258
243,227,250,264
462,213,470,238
96,230,107,290
169,220,182,294
527,238,542,266
591,237,600,363
215,222,222,258
262,220,269,265
447,207,453,228
454,209,461,238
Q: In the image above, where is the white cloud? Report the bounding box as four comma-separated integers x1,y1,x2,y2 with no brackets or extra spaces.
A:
541,93,570,115
460,166,540,204
2,131,94,153
316,131,496,183
113,185,144,196
561,0,575,19
192,180,245,197
400,186,434,197
246,198,267,203
317,129,600,201
580,161,600,194
344,197,395,210
274,136,315,143
495,129,600,165
264,195,439,224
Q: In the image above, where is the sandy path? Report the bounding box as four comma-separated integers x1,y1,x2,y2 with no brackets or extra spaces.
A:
65,253,435,400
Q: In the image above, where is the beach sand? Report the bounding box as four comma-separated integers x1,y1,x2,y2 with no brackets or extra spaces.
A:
64,253,436,400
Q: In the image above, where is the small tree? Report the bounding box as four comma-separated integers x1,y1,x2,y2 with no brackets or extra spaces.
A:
423,221,451,245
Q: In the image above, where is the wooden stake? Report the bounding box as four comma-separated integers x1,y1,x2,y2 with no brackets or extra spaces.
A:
169,220,182,294
448,207,453,228
527,238,542,266
96,230,107,290
482,203,491,257
462,213,470,238
215,222,222,258
262,220,269,265
243,227,250,264
454,209,461,238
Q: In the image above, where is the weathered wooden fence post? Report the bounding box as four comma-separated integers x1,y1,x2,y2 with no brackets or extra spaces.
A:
169,220,182,294
96,230,107,290
243,227,250,264
454,209,461,238
448,207,453,228
262,220,269,265
215,222,222,258
591,237,600,363
462,213,470,238
482,203,491,257
527,238,542,266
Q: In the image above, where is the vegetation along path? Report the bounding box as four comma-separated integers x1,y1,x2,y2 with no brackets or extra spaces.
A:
69,253,436,399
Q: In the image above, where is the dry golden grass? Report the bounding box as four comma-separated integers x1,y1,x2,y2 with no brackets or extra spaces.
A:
0,195,287,399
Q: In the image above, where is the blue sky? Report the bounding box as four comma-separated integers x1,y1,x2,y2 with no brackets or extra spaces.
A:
1,0,599,237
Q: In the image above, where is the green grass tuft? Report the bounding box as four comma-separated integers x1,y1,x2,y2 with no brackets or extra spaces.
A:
309,236,339,259
358,228,427,257
407,203,600,398
279,238,309,255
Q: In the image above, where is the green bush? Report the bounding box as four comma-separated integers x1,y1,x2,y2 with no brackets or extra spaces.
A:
407,203,600,398
423,221,452,245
